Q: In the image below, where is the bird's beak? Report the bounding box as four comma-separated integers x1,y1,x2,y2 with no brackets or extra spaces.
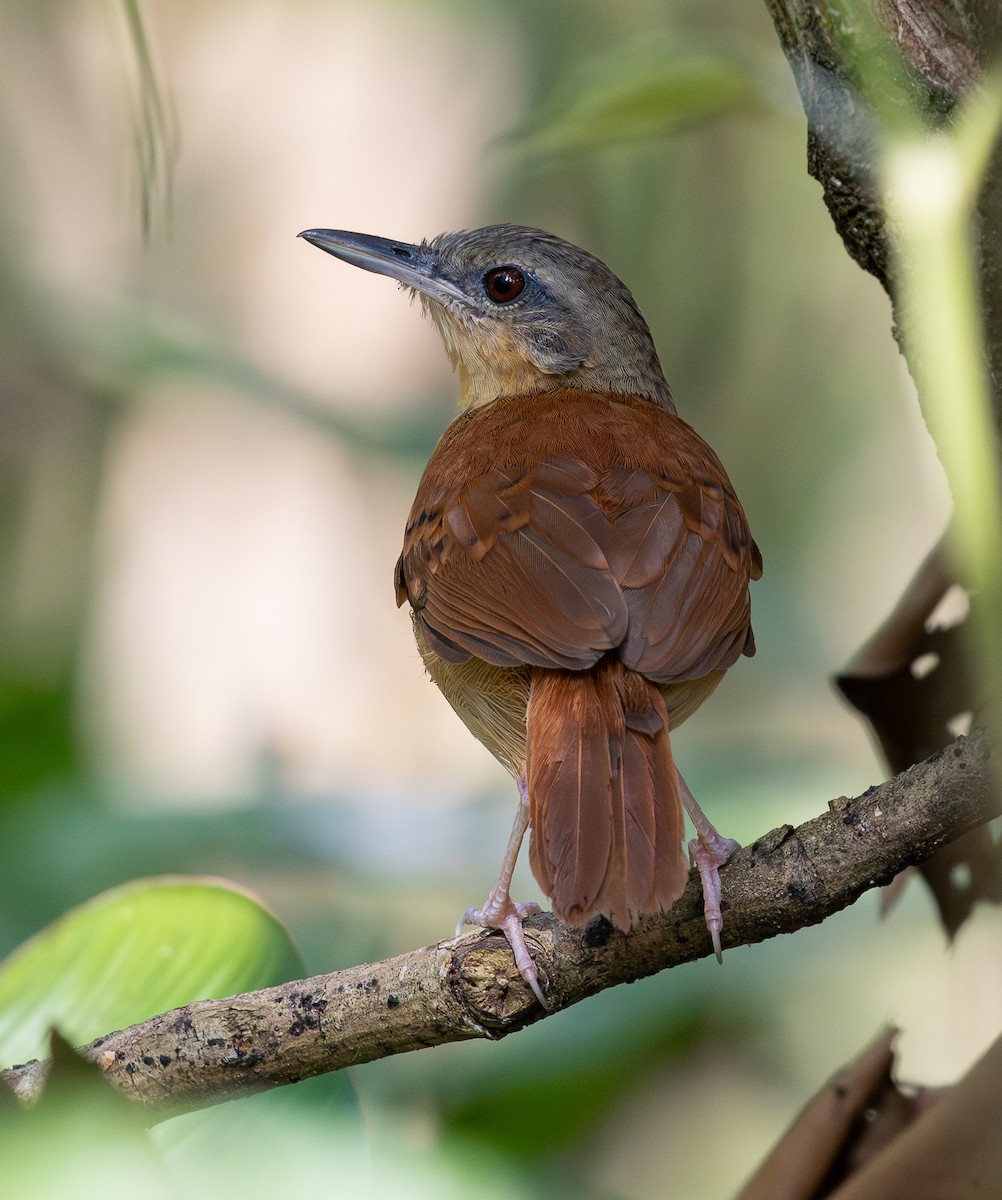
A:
298,228,466,307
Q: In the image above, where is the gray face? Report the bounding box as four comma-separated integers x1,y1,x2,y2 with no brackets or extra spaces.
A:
300,223,671,410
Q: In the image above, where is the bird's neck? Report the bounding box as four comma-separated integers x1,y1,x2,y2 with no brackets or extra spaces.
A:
455,359,675,412
429,299,674,411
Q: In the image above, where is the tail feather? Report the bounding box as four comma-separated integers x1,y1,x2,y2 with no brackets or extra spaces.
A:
526,659,687,930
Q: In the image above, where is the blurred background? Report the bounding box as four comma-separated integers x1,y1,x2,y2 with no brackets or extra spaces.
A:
0,0,998,1196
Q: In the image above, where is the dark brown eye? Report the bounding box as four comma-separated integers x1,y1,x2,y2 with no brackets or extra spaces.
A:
483,265,526,303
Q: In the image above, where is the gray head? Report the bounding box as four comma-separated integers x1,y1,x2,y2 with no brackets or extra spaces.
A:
299,223,673,411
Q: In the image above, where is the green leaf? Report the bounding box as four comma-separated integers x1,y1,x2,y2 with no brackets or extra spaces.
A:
0,876,304,1067
512,51,754,160
0,679,78,800
0,1054,175,1200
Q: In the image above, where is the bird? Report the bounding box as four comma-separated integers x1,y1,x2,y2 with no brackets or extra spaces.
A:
299,223,761,1004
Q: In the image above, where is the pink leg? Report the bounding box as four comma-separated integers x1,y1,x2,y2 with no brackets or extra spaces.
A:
457,778,545,1005
678,772,739,963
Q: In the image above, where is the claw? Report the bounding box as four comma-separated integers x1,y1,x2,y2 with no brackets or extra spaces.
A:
453,782,547,1004
678,768,739,962
688,831,739,963
459,895,546,1005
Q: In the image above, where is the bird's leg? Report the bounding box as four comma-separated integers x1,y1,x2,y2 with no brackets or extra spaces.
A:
678,772,740,964
457,778,545,1004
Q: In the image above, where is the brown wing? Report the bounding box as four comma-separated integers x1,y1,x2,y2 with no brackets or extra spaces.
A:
396,389,760,681
398,458,628,669
600,462,761,683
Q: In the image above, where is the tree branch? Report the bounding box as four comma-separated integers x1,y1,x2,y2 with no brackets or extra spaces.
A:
763,0,1002,409
762,0,1002,935
2,729,996,1119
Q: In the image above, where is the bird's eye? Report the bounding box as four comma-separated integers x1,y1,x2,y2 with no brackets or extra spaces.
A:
483,266,526,304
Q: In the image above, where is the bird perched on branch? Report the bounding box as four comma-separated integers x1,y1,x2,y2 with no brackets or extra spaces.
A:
300,223,761,1004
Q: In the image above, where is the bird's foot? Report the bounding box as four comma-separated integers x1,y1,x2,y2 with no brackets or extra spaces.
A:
688,830,740,964
458,892,545,1005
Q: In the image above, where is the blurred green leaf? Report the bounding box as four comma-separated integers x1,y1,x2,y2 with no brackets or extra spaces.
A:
0,680,78,800
0,876,304,1067
2,1080,523,1200
0,1040,175,1200
511,50,754,160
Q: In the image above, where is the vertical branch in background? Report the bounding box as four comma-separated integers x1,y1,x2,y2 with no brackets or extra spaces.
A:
116,0,176,241
882,75,1002,727
764,0,1002,931
828,0,1002,731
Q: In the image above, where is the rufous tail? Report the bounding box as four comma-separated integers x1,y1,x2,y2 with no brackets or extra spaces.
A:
525,657,687,930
